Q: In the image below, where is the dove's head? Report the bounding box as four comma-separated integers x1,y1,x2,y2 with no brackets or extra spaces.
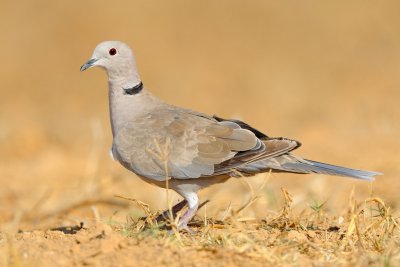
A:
80,41,140,84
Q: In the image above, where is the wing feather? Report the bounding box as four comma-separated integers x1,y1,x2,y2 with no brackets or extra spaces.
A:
113,108,261,180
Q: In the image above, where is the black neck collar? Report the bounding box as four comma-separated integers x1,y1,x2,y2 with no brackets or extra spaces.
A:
123,82,143,95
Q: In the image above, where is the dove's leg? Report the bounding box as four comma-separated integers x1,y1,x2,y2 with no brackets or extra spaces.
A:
156,199,187,222
169,180,208,232
177,191,199,232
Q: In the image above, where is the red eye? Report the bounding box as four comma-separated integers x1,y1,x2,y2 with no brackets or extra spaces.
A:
109,48,117,56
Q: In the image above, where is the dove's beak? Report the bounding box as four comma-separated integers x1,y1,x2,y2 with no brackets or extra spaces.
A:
80,58,98,72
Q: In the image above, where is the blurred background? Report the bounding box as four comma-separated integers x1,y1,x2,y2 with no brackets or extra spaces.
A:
0,0,399,227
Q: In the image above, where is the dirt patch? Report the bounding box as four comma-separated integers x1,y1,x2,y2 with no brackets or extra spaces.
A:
1,189,399,267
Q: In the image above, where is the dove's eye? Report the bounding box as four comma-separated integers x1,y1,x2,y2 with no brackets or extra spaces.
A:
109,48,117,56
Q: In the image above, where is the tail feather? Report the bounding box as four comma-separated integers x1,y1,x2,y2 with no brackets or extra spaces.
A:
283,159,382,181
242,155,382,181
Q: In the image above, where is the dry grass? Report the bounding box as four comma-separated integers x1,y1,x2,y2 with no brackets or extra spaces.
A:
2,167,398,266
113,180,400,266
0,176,399,266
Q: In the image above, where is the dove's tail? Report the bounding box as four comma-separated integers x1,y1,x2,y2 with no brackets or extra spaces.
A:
283,159,381,181
242,156,382,181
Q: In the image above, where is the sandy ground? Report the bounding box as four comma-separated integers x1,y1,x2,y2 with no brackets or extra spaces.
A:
0,1,399,266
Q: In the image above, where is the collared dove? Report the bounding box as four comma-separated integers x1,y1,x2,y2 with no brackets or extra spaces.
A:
81,41,381,232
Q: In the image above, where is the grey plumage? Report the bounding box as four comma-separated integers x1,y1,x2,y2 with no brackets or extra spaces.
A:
238,154,379,180
81,41,382,232
279,159,379,180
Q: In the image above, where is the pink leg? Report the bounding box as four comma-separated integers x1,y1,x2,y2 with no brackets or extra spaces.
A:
176,191,199,232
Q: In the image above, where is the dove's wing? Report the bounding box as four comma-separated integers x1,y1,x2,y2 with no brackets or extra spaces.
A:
113,107,261,180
